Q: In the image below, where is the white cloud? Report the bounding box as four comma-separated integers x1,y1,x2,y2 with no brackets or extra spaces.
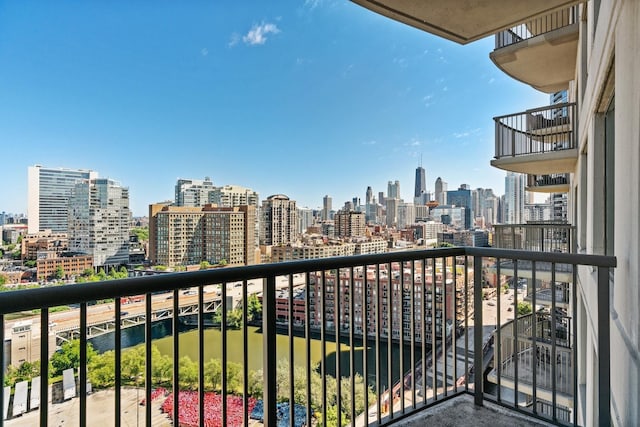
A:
488,77,495,84
304,0,323,10
228,33,240,47
200,48,208,57
453,128,481,138
242,22,280,46
393,57,408,68
362,140,377,146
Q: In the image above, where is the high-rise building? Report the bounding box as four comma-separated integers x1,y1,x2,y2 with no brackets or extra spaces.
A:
414,166,426,198
27,165,98,234
504,172,525,224
174,177,216,207
297,207,314,235
68,178,131,268
335,210,366,238
397,202,416,229
261,195,297,246
149,204,255,267
385,198,399,228
434,177,447,206
447,187,474,229
210,185,259,207
322,195,332,221
365,186,373,205
387,180,401,200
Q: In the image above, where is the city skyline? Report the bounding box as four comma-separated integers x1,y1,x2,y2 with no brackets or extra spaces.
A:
0,1,549,216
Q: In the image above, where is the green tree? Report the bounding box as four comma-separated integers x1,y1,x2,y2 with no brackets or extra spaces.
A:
5,361,40,386
0,275,6,286
97,268,108,280
24,260,37,268
131,227,149,242
50,340,97,378
246,294,262,322
178,356,198,390
54,266,65,280
151,346,173,386
121,346,145,384
200,261,211,270
88,351,116,388
218,259,228,266
517,301,533,315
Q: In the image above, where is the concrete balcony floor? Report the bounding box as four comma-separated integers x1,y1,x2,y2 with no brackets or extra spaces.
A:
396,394,555,427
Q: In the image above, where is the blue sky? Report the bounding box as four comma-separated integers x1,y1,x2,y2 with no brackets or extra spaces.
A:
0,1,549,217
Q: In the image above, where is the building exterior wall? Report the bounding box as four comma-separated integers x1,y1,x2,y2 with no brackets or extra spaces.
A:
36,254,93,281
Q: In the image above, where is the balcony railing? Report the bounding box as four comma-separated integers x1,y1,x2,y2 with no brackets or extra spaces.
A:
495,7,578,49
526,174,570,193
0,247,614,427
494,103,576,161
494,223,576,254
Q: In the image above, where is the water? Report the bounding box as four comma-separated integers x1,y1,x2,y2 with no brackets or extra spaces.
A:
89,321,423,391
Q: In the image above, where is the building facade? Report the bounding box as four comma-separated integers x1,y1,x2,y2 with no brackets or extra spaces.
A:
260,194,297,246
67,178,131,268
27,165,98,234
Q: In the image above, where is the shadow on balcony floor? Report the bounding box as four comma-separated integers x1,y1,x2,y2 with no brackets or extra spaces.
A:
395,394,555,426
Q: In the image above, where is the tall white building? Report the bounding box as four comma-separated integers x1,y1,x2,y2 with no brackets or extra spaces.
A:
174,177,216,207
27,165,98,234
397,202,415,229
434,177,447,205
210,184,259,207
68,178,131,268
322,195,332,221
297,207,314,235
504,172,525,224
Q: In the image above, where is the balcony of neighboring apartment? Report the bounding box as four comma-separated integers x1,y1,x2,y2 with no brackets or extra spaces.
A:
490,6,579,93
0,247,614,427
526,173,570,193
488,311,575,424
350,1,583,45
492,102,577,174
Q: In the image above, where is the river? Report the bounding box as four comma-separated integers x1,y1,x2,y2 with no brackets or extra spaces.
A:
89,320,423,391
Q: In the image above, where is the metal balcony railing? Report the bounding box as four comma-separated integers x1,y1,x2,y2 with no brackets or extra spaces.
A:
0,247,614,427
494,223,576,254
527,173,570,190
495,6,579,49
494,103,576,160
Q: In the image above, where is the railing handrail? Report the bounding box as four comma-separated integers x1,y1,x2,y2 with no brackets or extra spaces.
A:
493,102,576,121
0,247,615,315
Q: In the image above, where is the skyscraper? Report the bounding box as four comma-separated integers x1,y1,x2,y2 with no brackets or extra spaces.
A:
322,195,332,221
414,166,426,198
365,186,373,205
387,180,401,200
27,165,98,234
68,178,131,267
261,194,297,246
504,172,525,224
434,177,448,206
447,187,473,229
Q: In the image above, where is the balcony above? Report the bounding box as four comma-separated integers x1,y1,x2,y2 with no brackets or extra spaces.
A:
492,103,577,175
490,7,579,93
493,223,576,254
526,174,570,193
350,0,583,45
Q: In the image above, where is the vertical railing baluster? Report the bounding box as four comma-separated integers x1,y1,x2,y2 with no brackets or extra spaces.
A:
399,261,405,414
242,280,249,427
289,274,295,426
0,313,3,427
172,289,180,426
321,271,327,427
532,262,538,415
375,263,381,423
221,282,228,426
145,293,152,426
513,261,519,409
452,256,457,394
387,261,394,420
40,308,49,427
496,259,502,402
263,275,277,427
115,297,122,427
79,303,87,427
592,263,612,427
572,266,578,426
349,266,356,425
305,272,312,427
473,256,483,406
335,269,342,427
198,285,205,427
551,265,557,421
